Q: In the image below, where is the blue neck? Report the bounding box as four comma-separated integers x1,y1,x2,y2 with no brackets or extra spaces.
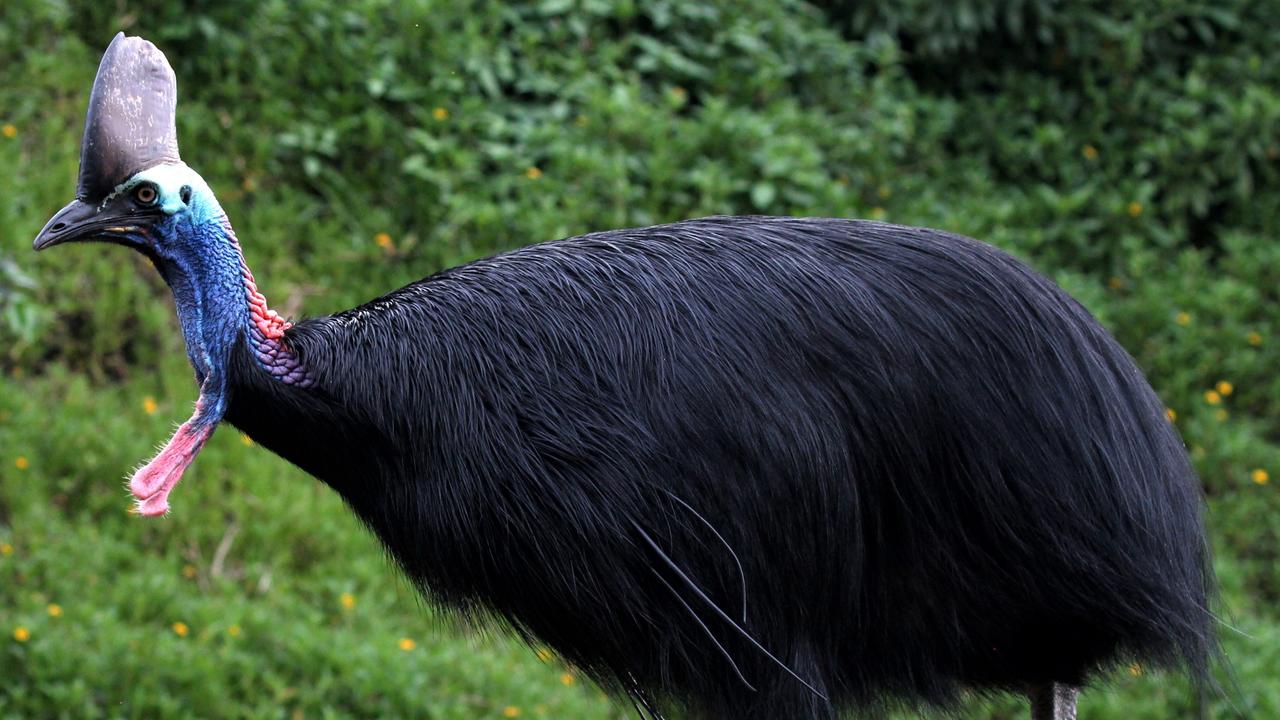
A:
154,217,246,381
152,209,311,433
148,213,245,429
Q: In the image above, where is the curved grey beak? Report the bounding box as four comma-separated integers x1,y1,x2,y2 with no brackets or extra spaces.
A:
33,200,102,251
33,197,138,251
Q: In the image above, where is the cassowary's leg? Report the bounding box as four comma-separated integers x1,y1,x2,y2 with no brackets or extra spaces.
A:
1029,683,1078,720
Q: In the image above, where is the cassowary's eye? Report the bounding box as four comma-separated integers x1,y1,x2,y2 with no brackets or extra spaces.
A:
135,184,158,205
180,186,192,205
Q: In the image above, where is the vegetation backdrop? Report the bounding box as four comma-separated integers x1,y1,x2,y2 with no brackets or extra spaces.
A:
2,1,1278,717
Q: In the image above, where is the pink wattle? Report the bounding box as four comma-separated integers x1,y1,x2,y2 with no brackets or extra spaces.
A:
129,398,216,517
129,235,307,517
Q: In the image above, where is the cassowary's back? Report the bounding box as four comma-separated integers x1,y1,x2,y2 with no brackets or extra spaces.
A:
259,217,1210,718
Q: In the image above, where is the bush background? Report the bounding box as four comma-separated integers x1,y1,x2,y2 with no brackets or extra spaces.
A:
2,1,1278,717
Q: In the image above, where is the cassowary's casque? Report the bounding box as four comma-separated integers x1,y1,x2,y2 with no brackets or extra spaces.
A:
35,35,1213,720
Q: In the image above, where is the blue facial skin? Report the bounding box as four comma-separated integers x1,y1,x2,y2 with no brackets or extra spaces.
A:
111,163,249,429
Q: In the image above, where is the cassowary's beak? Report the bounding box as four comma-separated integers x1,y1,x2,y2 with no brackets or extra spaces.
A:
32,199,138,251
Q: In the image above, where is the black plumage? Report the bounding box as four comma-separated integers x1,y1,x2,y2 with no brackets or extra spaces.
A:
221,216,1213,719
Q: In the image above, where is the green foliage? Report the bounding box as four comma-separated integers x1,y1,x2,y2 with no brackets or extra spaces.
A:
0,0,1277,717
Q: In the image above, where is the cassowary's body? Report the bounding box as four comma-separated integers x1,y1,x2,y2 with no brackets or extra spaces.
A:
225,217,1210,718
36,36,1212,720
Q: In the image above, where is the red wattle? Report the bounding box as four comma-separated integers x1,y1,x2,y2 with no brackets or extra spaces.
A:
242,262,290,340
129,237,310,518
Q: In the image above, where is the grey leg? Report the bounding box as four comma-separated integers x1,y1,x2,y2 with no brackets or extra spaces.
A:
1029,683,1078,720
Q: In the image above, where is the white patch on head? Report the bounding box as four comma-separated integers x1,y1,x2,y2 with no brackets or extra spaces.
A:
102,162,221,222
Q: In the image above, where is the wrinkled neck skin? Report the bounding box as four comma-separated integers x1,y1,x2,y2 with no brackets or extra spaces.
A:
129,167,309,515
150,210,310,389
152,215,248,389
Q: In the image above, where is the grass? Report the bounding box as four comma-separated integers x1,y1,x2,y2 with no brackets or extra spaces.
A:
1,356,620,719
3,371,1275,717
3,1,1280,717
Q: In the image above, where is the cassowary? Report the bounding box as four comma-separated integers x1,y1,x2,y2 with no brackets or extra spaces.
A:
33,35,1213,720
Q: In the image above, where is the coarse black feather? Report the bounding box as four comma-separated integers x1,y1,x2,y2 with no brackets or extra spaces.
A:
223,216,1213,718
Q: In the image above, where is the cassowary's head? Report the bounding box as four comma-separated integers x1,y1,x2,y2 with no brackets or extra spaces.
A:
33,34,292,516
34,35,213,263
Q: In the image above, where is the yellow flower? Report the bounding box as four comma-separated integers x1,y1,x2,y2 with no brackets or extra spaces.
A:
143,396,158,414
399,637,416,651
1216,381,1234,396
1108,276,1123,290
1,124,16,139
1214,409,1228,422
47,604,62,618
560,673,575,686
1248,331,1263,346
242,176,256,192
1082,144,1098,160
172,622,189,637
525,166,543,180
1203,390,1221,405
1252,469,1269,485
14,456,28,470
1165,408,1177,422
535,647,553,662
869,207,886,220
0,542,12,556
1175,312,1191,326
1127,201,1143,218
240,434,253,446
13,627,30,642
503,707,521,718
432,107,449,121
340,592,356,611
228,624,242,637
877,185,891,199
671,86,686,99
375,232,394,250
183,564,198,579
1129,663,1142,677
